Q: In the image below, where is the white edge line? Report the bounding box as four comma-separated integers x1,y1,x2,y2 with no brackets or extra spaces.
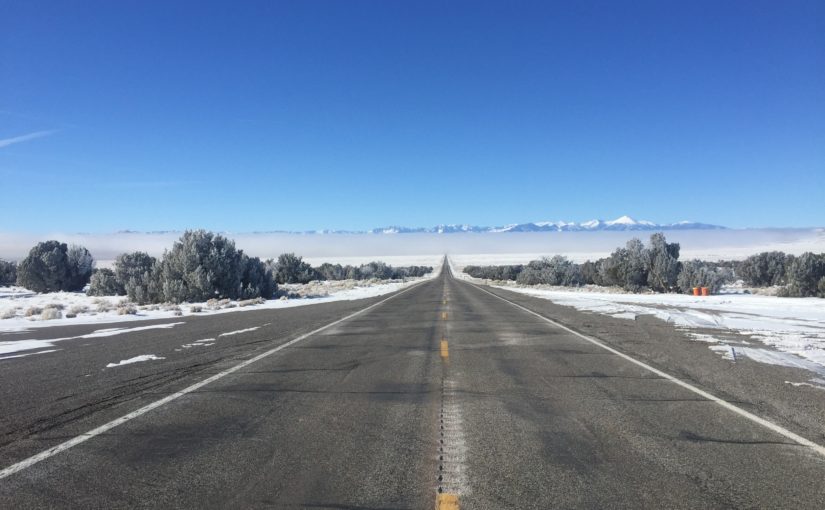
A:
0,280,427,480
466,280,825,458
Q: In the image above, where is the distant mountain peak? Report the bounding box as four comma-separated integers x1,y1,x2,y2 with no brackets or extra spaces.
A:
366,217,725,234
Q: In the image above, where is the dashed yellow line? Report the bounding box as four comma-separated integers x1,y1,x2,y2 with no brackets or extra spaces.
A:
442,311,448,320
440,339,449,358
436,493,459,509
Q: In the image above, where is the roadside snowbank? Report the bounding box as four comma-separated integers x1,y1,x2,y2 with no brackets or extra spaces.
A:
449,256,825,387
486,282,825,383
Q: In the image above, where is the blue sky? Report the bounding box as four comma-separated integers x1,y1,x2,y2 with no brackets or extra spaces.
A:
1,0,823,232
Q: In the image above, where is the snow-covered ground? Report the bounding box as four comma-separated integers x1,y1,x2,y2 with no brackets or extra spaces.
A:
0,258,442,334
449,257,825,389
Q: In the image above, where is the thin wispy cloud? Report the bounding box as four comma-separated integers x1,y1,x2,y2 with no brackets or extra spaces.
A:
0,130,56,148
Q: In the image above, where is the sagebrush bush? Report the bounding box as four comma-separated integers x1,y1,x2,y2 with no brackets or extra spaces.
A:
87,268,124,296
17,241,71,292
464,264,523,281
40,308,62,320
677,260,726,294
240,254,277,299
784,252,825,297
15,241,94,292
67,245,94,291
738,252,793,287
274,253,317,284
0,259,17,286
646,233,680,292
114,252,158,304
157,230,243,303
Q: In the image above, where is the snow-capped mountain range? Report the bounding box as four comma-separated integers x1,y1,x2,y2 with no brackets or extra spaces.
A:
368,216,725,234
115,216,725,235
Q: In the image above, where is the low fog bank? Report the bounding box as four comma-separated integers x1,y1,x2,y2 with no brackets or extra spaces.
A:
1,229,823,264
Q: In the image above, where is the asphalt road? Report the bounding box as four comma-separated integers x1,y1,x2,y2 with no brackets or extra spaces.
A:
1,267,824,509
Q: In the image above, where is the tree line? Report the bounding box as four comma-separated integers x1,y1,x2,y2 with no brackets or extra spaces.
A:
464,233,825,297
1,230,432,304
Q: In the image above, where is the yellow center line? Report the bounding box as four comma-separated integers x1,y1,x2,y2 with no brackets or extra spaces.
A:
436,493,459,509
442,311,448,320
440,339,449,358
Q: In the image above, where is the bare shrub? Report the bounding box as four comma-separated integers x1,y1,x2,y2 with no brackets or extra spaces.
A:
41,308,62,320
117,304,137,315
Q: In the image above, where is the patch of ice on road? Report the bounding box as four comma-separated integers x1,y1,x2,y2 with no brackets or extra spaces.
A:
106,354,165,368
0,322,186,357
219,327,259,337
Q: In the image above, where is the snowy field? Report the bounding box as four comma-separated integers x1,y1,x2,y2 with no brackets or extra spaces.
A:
450,258,825,389
0,258,443,336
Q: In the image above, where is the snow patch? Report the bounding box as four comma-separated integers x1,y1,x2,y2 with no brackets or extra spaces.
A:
466,267,825,381
106,354,165,368
0,322,185,357
219,327,259,337
0,349,60,361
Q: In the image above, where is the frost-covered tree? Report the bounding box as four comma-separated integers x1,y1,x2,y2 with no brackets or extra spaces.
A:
240,254,277,299
513,256,583,286
562,262,585,286
739,252,793,287
600,239,648,291
317,263,346,281
87,268,124,296
16,241,73,292
275,253,317,284
393,265,433,278
784,252,825,297
359,261,394,280
114,251,158,304
645,233,680,292
67,245,95,291
157,230,244,302
677,260,725,294
0,260,16,286
579,261,599,285
516,258,551,285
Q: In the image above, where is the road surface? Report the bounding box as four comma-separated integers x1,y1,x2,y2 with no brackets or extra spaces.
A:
1,266,824,508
